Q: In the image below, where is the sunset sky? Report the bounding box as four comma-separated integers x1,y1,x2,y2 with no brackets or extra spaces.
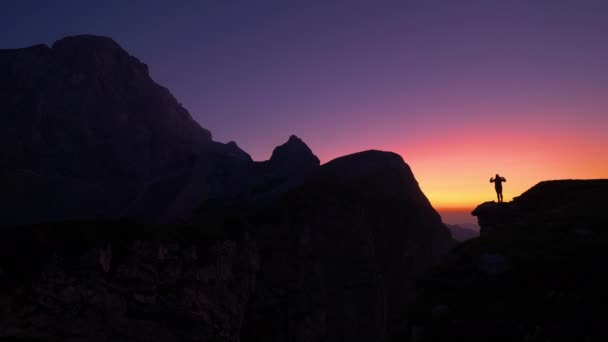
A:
2,1,607,219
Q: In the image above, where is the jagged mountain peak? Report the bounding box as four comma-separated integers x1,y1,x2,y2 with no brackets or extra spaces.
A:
318,150,415,188
0,35,214,224
269,134,320,168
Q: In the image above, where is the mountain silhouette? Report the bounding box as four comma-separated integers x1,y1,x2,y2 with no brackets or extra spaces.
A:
235,150,453,341
472,179,608,236
445,223,479,241
0,35,455,342
269,134,320,169
0,35,236,225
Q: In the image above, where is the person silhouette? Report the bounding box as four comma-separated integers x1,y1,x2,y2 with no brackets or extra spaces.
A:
490,174,507,203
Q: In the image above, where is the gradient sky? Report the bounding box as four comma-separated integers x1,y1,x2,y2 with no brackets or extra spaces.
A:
2,1,607,218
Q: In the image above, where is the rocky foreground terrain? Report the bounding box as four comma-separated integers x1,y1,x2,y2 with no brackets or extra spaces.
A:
393,179,608,342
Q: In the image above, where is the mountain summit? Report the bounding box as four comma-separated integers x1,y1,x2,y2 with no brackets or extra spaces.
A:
269,134,320,169
1,35,215,224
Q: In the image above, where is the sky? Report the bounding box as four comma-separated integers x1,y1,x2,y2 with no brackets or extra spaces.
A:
2,1,607,221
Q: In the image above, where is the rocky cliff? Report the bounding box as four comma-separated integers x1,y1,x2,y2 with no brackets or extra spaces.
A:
237,150,453,342
0,35,249,225
394,179,608,342
0,150,453,342
472,179,608,236
0,35,455,342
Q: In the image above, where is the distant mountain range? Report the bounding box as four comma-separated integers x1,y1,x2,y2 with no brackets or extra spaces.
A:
445,223,479,241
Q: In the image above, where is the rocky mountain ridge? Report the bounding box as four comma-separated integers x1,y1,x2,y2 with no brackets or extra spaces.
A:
472,179,608,236
1,35,221,225
0,35,455,342
0,35,329,226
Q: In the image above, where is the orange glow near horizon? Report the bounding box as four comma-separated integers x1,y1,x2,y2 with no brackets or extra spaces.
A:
312,108,608,210
406,121,607,209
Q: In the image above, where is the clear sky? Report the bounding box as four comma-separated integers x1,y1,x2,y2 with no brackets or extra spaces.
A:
2,1,607,212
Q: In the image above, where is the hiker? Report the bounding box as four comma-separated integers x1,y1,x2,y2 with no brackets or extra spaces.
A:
490,174,506,203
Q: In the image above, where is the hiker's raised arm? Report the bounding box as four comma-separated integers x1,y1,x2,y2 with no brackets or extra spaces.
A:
490,177,495,183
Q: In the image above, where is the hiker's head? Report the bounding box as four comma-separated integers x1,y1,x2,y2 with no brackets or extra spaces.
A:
496,174,500,178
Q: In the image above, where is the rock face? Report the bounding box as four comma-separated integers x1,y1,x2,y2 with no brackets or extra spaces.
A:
395,179,608,342
237,151,454,342
470,202,515,236
239,135,321,201
0,35,325,226
0,35,247,225
0,151,454,342
268,134,320,172
0,35,455,342
0,222,259,342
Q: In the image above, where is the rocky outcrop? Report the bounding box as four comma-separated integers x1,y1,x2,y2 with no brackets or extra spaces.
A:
268,134,320,172
470,201,515,236
394,179,608,342
472,179,608,235
234,151,454,342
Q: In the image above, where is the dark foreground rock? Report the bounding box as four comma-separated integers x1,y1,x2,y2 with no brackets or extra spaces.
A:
393,179,608,342
0,151,453,342
0,221,259,342
472,179,608,236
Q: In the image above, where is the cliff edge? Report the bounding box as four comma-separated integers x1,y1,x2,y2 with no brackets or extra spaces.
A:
472,179,608,236
393,179,608,342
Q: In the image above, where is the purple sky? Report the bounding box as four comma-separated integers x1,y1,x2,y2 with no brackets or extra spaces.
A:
3,1,608,215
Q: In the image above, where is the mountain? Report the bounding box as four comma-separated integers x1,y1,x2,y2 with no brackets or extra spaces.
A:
445,223,479,241
393,179,608,342
0,35,455,342
0,35,249,225
0,151,454,342
235,150,454,342
268,134,320,171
